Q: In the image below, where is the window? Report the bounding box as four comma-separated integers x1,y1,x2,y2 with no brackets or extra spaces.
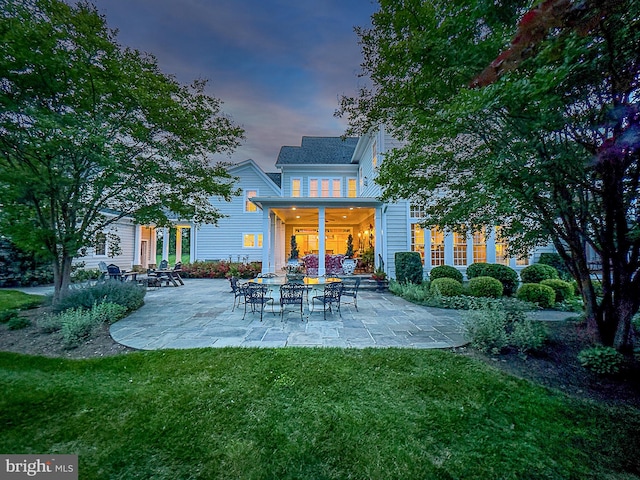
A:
291,179,301,197
332,179,340,197
472,230,487,263
372,140,377,169
321,179,330,197
453,231,467,266
243,233,263,248
309,179,319,197
245,190,257,212
95,232,107,256
310,178,341,198
411,224,425,264
410,204,427,218
348,178,357,198
430,228,444,266
495,227,509,265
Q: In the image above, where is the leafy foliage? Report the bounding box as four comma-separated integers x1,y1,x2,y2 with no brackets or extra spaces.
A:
540,278,575,303
429,265,463,283
468,276,504,298
517,283,556,308
430,277,463,297
55,281,145,313
394,251,423,283
0,0,244,302
520,264,559,283
578,346,625,375
339,0,640,350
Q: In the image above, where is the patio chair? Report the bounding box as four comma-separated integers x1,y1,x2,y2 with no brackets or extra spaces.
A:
158,259,169,270
311,281,343,320
98,261,108,282
340,277,361,311
229,276,245,312
279,283,306,322
242,283,275,321
106,264,123,281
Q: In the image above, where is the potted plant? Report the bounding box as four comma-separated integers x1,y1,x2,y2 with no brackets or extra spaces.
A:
287,235,303,273
371,267,387,291
341,234,357,275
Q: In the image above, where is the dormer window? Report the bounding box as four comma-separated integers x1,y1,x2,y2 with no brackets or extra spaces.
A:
291,178,301,197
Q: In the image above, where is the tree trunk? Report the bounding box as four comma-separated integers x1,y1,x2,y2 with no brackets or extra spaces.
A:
51,254,74,304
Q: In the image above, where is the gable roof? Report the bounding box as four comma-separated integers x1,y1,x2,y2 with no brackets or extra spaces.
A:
275,136,359,166
228,159,282,193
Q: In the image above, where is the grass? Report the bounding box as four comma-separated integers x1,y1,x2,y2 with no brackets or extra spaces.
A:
0,290,45,312
1,348,639,479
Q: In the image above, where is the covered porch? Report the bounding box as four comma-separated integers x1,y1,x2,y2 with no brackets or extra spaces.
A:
251,197,383,276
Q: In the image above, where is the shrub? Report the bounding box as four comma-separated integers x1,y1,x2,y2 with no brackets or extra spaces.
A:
538,252,572,280
55,281,145,313
516,283,556,308
464,309,509,354
540,279,574,303
464,304,547,355
466,262,489,279
71,268,102,283
520,263,558,283
429,265,463,283
578,346,625,375
59,302,128,348
430,277,463,297
0,309,20,323
468,263,518,296
468,276,504,298
395,252,424,284
7,316,30,330
390,280,431,303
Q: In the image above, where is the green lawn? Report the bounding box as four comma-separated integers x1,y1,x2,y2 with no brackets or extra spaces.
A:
1,348,638,479
0,290,45,311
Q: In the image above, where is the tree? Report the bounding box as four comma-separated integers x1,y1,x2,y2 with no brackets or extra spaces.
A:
0,0,244,302
338,0,639,351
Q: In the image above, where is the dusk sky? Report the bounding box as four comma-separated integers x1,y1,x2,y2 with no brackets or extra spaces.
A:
89,0,378,172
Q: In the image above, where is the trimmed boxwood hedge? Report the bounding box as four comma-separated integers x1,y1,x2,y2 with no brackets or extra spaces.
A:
516,283,556,308
468,276,504,298
466,262,519,296
395,252,424,284
430,277,463,297
429,265,463,283
520,264,558,283
540,278,574,302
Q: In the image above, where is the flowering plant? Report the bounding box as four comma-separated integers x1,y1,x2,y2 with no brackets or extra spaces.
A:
371,268,387,281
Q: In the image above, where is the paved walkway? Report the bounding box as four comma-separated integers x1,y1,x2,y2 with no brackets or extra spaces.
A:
109,279,468,349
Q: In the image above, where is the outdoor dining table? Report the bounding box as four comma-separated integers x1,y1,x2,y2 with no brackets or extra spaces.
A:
152,269,184,287
248,276,342,313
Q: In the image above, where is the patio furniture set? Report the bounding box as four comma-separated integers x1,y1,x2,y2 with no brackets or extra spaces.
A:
99,261,184,288
229,275,361,322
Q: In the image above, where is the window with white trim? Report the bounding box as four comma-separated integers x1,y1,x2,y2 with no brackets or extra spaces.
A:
245,190,258,212
291,178,301,197
430,227,444,266
94,232,107,256
495,227,509,265
411,224,425,264
347,178,357,198
453,231,467,266
473,230,487,263
243,233,263,248
410,204,427,218
310,178,341,198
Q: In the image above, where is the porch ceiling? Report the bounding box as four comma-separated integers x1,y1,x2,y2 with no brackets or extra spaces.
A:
251,196,381,225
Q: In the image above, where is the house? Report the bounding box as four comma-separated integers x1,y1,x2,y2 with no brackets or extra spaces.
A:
84,126,552,278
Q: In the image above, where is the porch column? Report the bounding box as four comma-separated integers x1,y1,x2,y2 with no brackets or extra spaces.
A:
150,228,158,267
175,227,183,264
133,224,142,268
425,229,433,271
318,207,326,276
190,223,197,263
375,206,384,270
162,227,170,261
466,231,475,269
261,207,271,273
